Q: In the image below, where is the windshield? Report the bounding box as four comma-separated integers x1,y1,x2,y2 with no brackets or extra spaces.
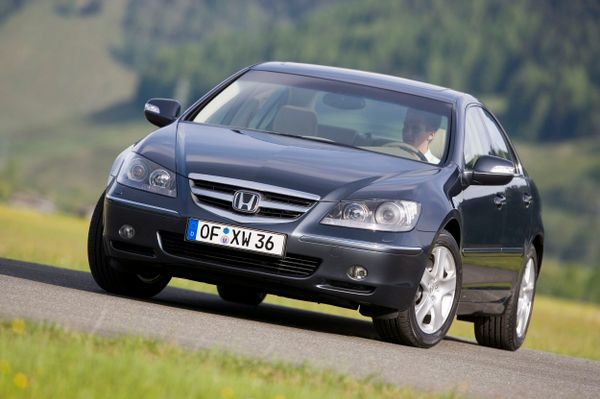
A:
192,70,452,164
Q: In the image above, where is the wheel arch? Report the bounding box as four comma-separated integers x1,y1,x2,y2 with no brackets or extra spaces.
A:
531,233,544,275
437,211,462,251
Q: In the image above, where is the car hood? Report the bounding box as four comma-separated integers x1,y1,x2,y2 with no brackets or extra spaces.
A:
138,122,439,201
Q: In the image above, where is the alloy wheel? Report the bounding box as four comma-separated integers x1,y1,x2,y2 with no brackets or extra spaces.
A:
414,246,457,334
516,258,535,338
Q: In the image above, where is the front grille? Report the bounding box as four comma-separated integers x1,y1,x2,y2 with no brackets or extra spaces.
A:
189,174,319,221
160,232,321,277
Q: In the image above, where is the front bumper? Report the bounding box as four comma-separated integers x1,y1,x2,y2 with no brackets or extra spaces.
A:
103,183,435,314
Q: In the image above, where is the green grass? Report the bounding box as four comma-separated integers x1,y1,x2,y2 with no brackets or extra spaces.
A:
1,204,600,360
0,204,89,269
0,320,450,399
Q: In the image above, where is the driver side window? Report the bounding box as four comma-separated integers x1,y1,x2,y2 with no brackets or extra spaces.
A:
464,107,492,170
480,109,517,168
464,106,517,173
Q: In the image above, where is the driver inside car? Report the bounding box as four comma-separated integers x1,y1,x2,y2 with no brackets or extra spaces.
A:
402,109,441,164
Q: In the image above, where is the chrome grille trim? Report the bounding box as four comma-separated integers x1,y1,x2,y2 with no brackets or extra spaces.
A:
190,187,311,213
188,173,320,223
189,173,320,201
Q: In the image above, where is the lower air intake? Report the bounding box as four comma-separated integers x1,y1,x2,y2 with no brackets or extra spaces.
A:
159,231,321,277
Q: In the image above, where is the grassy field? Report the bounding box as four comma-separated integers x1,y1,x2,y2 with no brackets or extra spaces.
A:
0,320,452,399
1,204,599,361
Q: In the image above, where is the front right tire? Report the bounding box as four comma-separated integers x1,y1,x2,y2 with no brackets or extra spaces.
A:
88,193,171,298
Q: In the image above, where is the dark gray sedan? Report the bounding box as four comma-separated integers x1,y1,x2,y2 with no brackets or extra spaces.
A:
88,62,543,349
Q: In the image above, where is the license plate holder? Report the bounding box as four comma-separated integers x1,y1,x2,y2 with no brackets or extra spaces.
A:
185,219,287,258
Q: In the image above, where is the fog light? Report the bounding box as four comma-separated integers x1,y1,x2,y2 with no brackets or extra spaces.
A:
347,265,368,281
118,225,135,239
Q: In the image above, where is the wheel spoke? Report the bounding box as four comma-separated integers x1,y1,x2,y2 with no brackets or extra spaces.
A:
438,278,456,297
515,258,536,338
414,244,458,335
517,300,525,320
431,247,442,279
415,297,433,324
440,250,452,279
431,296,444,331
420,268,434,286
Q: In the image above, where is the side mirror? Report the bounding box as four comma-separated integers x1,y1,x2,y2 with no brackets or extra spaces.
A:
144,98,181,127
470,155,515,186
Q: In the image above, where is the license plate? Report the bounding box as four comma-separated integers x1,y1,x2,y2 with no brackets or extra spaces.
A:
185,219,287,257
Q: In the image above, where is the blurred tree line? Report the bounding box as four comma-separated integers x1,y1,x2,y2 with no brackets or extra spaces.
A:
0,0,27,23
120,0,599,142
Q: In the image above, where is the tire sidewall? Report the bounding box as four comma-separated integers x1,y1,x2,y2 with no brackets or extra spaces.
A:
88,192,170,297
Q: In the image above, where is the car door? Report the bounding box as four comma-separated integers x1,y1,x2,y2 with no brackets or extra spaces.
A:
458,106,514,307
480,109,530,272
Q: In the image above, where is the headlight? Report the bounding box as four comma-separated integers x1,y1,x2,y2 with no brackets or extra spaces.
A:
116,153,177,197
321,200,420,232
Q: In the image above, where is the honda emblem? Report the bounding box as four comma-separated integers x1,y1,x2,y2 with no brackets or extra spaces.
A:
232,191,260,213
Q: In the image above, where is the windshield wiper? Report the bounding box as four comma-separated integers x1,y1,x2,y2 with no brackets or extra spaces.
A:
228,126,373,155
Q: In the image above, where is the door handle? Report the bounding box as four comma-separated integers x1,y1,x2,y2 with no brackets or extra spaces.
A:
523,193,533,207
493,193,507,209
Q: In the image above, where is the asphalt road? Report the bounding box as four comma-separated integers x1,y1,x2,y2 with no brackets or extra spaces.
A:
1,258,599,398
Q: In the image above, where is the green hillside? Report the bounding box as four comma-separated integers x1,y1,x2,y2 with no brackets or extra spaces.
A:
0,0,135,136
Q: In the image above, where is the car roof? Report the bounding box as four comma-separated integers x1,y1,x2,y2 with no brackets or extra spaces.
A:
253,62,476,105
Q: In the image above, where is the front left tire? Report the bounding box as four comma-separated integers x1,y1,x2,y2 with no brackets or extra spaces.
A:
87,193,171,298
373,230,462,348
